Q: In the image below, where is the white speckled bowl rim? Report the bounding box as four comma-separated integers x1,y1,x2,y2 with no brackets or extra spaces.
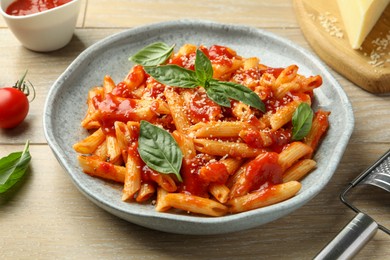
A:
43,19,354,235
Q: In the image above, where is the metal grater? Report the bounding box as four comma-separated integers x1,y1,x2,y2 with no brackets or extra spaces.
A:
315,149,390,260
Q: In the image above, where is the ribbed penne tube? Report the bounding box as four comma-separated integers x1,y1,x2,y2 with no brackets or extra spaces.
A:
226,161,249,189
124,64,146,90
304,110,330,158
106,134,122,164
283,159,316,182
232,102,253,121
155,188,171,212
189,121,251,138
220,157,243,175
209,183,230,203
228,181,301,213
114,121,131,162
274,65,298,87
93,140,108,161
103,75,116,93
73,128,105,154
147,170,177,193
300,75,323,93
81,87,103,129
243,57,260,70
81,110,101,129
149,99,171,115
269,100,301,131
163,193,228,217
78,155,125,183
122,151,142,201
278,142,313,171
135,183,156,202
164,87,190,133
172,130,196,159
274,81,300,100
194,139,265,158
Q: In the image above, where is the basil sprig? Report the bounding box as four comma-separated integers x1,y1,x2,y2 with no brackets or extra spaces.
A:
129,42,175,67
292,103,314,140
0,140,31,193
138,121,183,182
130,44,265,112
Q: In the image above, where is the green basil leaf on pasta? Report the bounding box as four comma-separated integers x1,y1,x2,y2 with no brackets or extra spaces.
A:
138,121,183,182
292,103,313,140
209,80,265,112
195,49,213,86
144,65,199,88
129,42,175,67
206,85,231,107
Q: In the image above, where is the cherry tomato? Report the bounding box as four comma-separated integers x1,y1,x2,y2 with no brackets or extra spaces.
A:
0,88,29,128
0,71,35,129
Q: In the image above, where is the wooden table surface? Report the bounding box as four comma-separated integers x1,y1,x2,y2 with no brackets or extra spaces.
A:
1,0,389,259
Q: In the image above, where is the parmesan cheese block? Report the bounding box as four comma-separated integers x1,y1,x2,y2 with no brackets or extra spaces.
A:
337,0,390,49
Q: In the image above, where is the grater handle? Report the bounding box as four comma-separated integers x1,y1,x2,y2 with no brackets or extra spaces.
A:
314,212,378,260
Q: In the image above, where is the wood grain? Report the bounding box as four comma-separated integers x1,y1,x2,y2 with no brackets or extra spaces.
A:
293,0,390,93
0,0,389,259
1,144,388,259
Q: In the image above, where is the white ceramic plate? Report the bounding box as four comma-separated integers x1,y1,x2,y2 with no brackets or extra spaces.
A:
43,20,354,235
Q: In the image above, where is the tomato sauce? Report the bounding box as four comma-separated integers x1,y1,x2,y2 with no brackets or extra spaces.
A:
199,161,229,184
203,45,234,67
6,0,72,16
188,92,221,123
243,152,283,193
179,156,210,197
92,93,138,135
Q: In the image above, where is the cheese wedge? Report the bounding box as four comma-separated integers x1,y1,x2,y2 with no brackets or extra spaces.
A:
337,0,390,49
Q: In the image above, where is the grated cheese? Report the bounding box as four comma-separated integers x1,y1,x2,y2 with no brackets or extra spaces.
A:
317,12,344,39
366,31,390,67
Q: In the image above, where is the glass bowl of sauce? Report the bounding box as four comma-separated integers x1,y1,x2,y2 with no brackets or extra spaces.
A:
0,0,82,52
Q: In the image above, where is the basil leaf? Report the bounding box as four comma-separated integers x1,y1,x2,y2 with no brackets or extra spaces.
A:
292,103,314,140
138,121,183,182
129,42,175,67
209,80,265,112
0,141,31,193
195,49,213,86
144,65,199,88
205,84,231,107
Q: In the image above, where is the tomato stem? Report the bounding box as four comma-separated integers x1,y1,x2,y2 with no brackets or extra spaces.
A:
13,70,36,103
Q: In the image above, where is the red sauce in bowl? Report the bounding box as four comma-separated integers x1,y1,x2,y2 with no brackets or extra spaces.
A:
6,0,72,16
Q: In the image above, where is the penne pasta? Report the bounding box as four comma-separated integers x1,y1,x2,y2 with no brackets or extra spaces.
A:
172,130,196,159
135,183,156,202
189,121,251,138
283,159,317,182
74,43,330,217
155,187,171,212
163,193,228,217
78,155,126,183
209,183,230,203
164,87,191,133
103,75,116,93
228,181,302,213
278,142,313,171
269,100,302,131
304,110,330,158
122,147,142,201
73,127,105,154
194,138,265,158
106,134,122,164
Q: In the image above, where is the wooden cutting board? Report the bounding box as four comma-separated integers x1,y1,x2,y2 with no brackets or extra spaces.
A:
293,0,390,93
